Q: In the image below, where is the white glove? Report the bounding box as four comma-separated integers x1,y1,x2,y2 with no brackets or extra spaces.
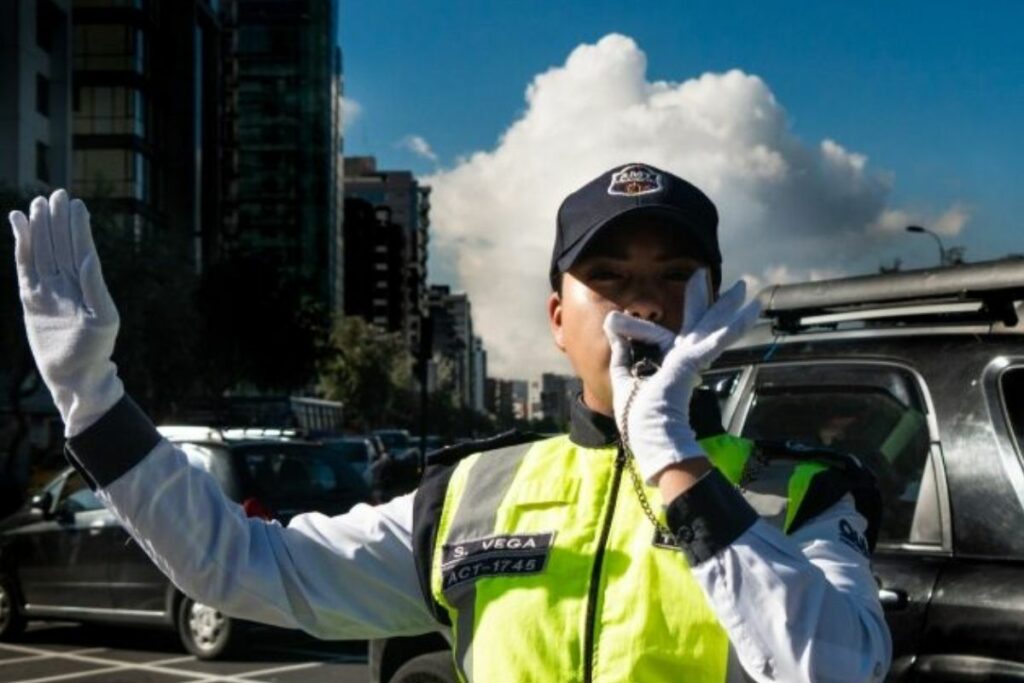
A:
603,269,761,483
9,190,124,437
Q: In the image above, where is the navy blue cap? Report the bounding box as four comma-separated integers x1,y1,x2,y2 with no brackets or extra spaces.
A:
550,163,722,289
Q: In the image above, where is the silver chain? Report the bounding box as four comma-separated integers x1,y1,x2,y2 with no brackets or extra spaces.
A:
619,374,677,543
619,368,767,546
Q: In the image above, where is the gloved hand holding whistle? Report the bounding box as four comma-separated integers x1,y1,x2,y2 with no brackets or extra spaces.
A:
603,268,761,483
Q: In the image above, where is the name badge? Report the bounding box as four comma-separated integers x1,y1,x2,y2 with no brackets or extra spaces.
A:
441,532,554,590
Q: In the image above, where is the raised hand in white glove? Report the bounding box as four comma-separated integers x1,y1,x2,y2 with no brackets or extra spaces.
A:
603,269,761,483
9,190,124,437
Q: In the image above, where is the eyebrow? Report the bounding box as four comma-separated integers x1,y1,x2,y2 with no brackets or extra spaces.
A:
581,253,699,264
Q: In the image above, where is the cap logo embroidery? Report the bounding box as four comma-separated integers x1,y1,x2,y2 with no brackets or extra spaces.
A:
608,164,663,197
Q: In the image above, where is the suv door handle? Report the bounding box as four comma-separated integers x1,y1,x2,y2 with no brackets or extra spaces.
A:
878,588,908,610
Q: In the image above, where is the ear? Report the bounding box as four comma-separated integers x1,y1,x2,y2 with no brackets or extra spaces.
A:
547,291,566,352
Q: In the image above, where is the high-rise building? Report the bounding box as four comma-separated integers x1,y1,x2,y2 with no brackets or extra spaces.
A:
471,335,487,414
486,378,529,422
69,0,224,267
344,156,430,347
221,0,343,310
0,0,72,193
426,284,489,411
343,197,407,331
540,372,582,427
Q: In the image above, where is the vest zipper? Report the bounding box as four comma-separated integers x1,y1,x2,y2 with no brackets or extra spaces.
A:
582,446,627,683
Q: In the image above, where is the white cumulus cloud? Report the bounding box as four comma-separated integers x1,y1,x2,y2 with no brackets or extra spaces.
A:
425,33,968,379
399,135,439,163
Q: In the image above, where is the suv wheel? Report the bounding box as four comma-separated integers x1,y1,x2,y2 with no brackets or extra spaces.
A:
0,575,26,640
176,596,237,659
390,651,457,683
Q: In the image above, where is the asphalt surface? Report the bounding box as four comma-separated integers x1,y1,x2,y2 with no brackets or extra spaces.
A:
0,623,370,683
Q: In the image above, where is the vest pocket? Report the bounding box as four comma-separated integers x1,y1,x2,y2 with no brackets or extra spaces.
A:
503,475,580,508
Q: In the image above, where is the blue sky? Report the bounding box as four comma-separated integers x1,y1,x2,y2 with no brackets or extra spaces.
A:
340,1,1024,374
342,1,1021,259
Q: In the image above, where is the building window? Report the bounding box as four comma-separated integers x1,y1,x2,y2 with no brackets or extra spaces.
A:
73,24,145,72
73,86,147,136
374,263,388,272
36,142,50,183
36,74,50,117
36,1,62,53
73,148,150,200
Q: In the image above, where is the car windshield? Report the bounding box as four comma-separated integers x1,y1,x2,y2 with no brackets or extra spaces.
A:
375,431,410,450
323,440,370,465
233,443,370,509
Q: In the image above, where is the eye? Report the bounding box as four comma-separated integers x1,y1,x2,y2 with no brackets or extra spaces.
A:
664,268,695,281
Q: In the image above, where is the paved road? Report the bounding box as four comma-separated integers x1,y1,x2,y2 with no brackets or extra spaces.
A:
0,623,371,683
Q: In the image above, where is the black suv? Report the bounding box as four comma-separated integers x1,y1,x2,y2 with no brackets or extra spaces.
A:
0,433,371,659
372,258,1024,683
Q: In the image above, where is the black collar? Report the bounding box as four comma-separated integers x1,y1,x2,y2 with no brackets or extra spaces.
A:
568,397,619,448
568,388,727,449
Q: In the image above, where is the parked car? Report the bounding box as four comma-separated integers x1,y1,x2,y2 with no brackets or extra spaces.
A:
372,428,414,457
0,431,371,659
320,435,381,487
371,259,1024,682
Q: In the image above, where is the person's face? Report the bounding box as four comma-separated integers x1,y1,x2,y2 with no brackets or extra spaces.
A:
547,221,707,416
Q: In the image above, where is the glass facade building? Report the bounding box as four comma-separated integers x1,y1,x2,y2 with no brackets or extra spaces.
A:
70,0,223,265
221,0,343,311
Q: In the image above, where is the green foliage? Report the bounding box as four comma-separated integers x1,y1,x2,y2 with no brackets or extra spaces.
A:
316,316,414,431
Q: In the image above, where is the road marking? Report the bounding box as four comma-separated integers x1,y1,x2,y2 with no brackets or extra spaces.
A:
6,665,130,683
0,645,107,661
0,638,364,683
186,661,324,683
0,644,204,681
0,654,48,667
141,655,198,666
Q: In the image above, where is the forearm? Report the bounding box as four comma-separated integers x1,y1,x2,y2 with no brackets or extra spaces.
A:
654,456,712,501
665,473,891,682
66,396,436,640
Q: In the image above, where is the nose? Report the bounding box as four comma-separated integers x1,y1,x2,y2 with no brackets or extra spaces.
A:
624,286,664,323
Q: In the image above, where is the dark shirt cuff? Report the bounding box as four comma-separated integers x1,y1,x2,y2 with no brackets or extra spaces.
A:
665,467,758,565
65,395,162,490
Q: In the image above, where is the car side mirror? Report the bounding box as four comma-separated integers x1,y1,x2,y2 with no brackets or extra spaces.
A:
30,491,53,516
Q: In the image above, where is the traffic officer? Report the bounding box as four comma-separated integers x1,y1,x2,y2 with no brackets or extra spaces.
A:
9,163,891,682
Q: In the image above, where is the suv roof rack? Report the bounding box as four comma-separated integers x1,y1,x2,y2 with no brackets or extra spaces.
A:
759,258,1024,333
157,425,307,443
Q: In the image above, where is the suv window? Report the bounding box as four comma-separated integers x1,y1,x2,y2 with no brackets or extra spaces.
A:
236,444,370,505
58,472,103,514
740,363,940,547
1000,367,1024,456
701,369,743,416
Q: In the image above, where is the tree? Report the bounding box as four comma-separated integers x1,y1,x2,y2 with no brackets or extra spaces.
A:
316,317,414,431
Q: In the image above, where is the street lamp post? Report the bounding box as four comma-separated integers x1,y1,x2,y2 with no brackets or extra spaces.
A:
906,225,947,266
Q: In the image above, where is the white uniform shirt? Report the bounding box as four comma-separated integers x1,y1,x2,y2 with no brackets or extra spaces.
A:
85,435,891,682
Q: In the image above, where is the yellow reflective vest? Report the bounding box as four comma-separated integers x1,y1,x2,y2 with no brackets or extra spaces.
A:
416,398,878,682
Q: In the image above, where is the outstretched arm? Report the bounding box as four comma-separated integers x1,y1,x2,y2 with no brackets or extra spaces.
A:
10,191,438,639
